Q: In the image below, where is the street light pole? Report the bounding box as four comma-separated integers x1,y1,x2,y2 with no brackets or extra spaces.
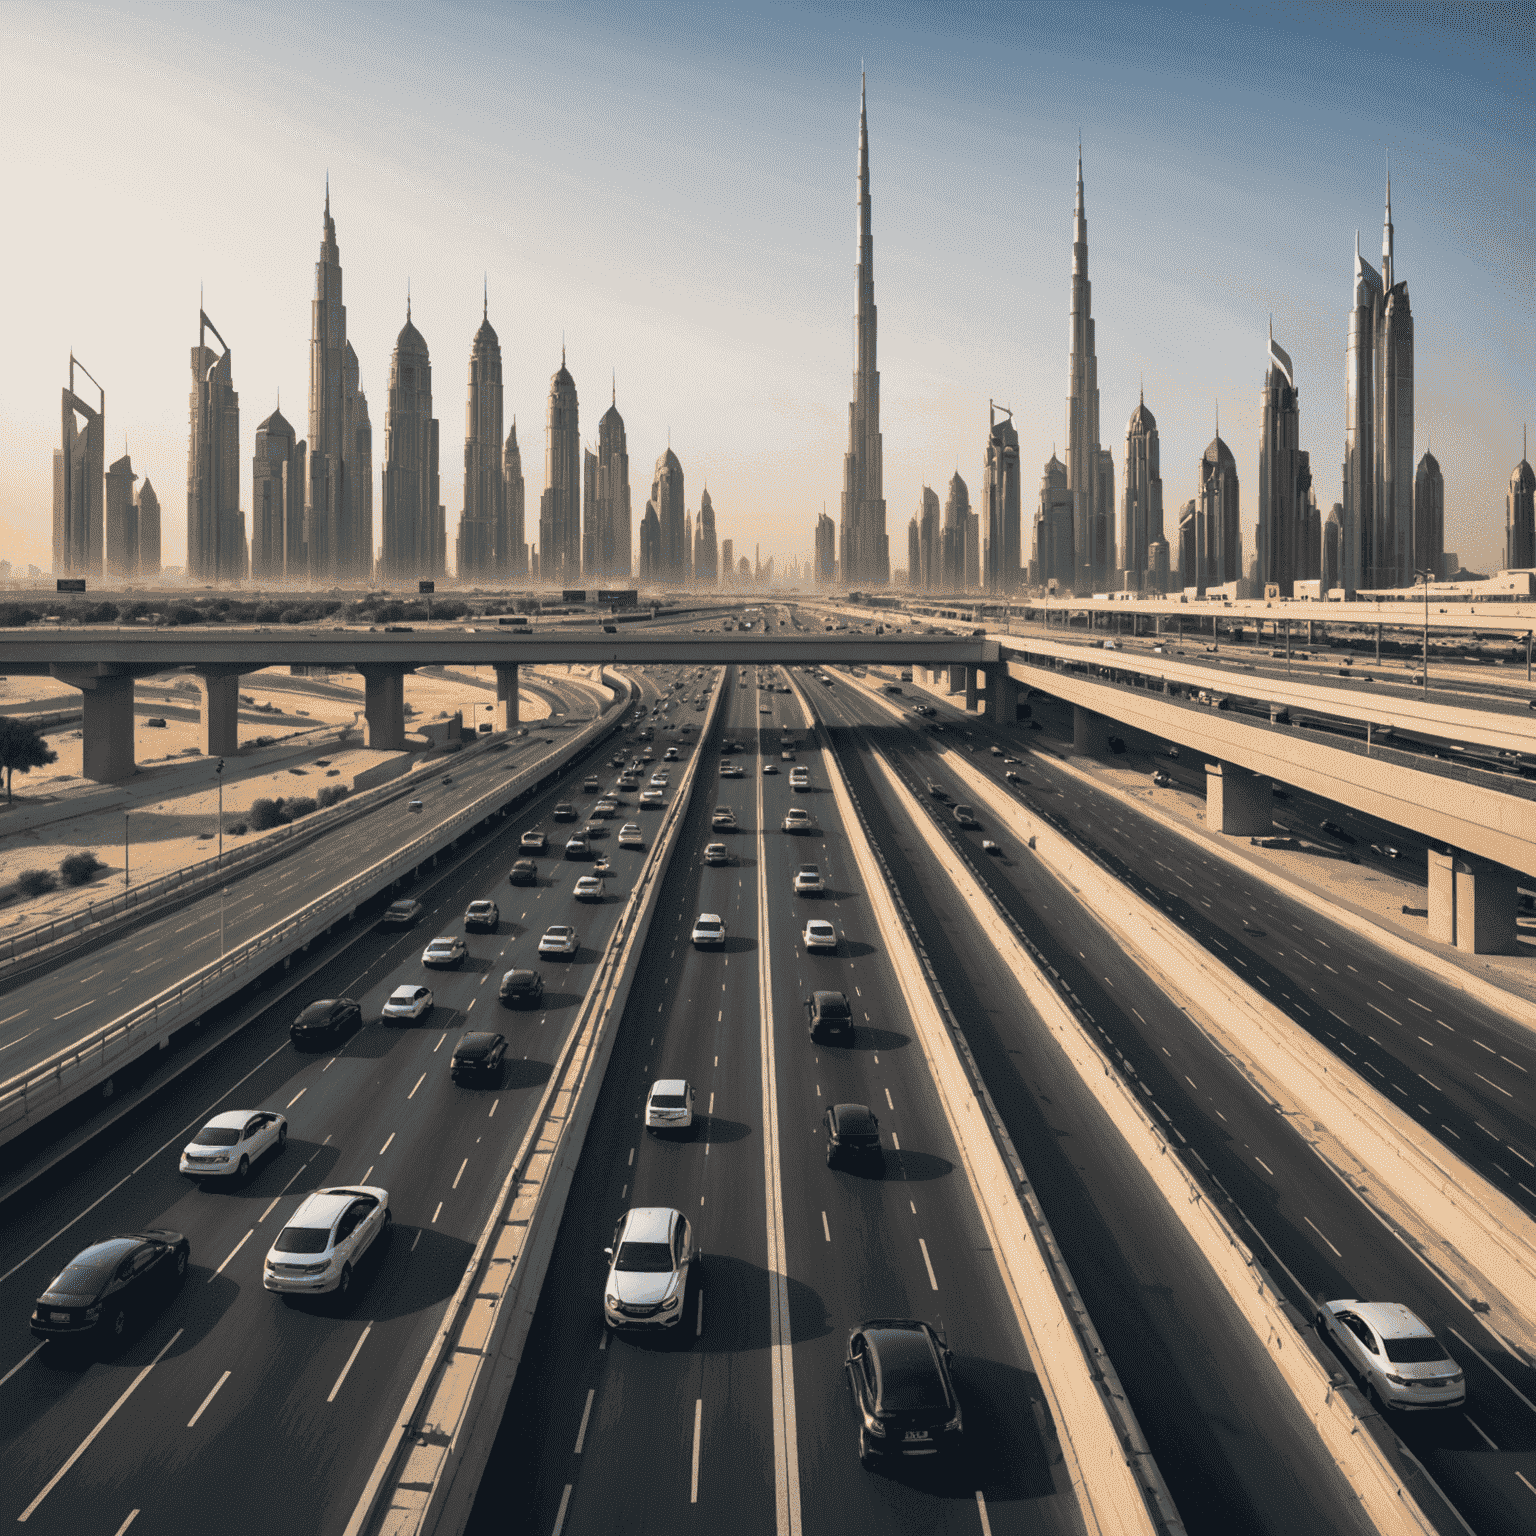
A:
1416,569,1434,699
124,812,130,887
215,756,225,871
220,887,229,956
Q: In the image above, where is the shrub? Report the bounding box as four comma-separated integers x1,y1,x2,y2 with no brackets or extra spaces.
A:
279,608,312,625
285,796,318,819
248,797,284,831
229,821,249,836
59,851,103,886
316,785,349,809
0,604,42,628
15,868,56,897
167,606,200,626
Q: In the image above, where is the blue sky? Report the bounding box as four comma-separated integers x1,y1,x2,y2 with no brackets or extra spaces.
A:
2,0,1530,576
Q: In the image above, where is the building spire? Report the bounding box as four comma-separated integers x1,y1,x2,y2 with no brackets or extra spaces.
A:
406,278,411,322
612,368,616,406
1381,153,1394,290
325,171,329,219
483,273,488,320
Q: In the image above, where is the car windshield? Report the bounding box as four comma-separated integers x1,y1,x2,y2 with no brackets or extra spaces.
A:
614,1240,674,1273
696,920,720,931
275,1225,331,1254
194,1126,241,1147
297,1003,333,1023
468,903,492,914
1384,1335,1450,1364
387,903,413,916
428,941,454,951
547,927,571,937
650,1093,687,1109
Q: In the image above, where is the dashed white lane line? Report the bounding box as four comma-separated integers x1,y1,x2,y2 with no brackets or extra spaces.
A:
821,1212,830,1242
1303,1216,1343,1258
209,1229,254,1282
551,1484,574,1536
187,1370,232,1428
379,1132,395,1156
883,1088,893,1110
690,1396,704,1503
1475,1072,1514,1099
327,1323,372,1403
286,1088,307,1109
0,1341,45,1389
1464,1414,1498,1450
112,1513,140,1536
574,1387,595,1453
408,1073,426,1100
53,999,96,1020
1448,1328,1536,1415
918,1238,939,1291
975,1489,994,1536
453,1158,468,1189
1255,1157,1275,1177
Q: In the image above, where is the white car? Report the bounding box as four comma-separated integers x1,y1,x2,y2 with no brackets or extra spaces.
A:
650,772,669,787
711,807,737,830
1316,1301,1465,1411
422,936,468,968
603,1206,698,1330
803,918,837,952
645,1079,695,1135
382,984,434,1020
538,925,580,957
783,807,813,833
793,865,825,895
789,768,811,790
639,789,664,807
719,763,744,778
180,1109,287,1180
763,762,778,774
263,1185,391,1299
692,913,727,948
618,823,644,849
574,875,605,901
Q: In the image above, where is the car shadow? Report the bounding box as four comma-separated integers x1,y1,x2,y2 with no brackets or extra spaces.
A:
850,1027,910,1052
884,1147,955,1182
840,940,876,959
695,1114,752,1145
336,1025,415,1061
498,1057,554,1091
949,1354,1061,1501
718,935,758,956
458,956,496,976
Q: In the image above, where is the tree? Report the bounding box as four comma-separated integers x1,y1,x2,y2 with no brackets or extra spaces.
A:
0,718,58,804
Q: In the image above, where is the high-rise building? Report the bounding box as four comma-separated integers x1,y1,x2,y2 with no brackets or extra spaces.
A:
187,308,246,583
917,486,940,589
252,403,305,581
1176,499,1196,588
983,405,1021,593
638,503,661,580
1344,176,1415,591
1256,325,1311,595
456,296,503,582
54,354,104,577
1033,454,1073,590
839,74,888,587
905,518,919,588
814,513,836,585
695,488,718,583
586,389,632,578
380,301,443,580
136,479,161,577
1323,504,1344,591
1412,451,1443,581
646,449,686,582
583,450,600,577
104,453,138,580
502,421,527,577
539,354,581,585
1065,150,1106,594
1197,435,1241,588
721,537,735,585
941,472,969,590
343,342,372,577
1508,439,1535,570
1121,391,1163,590
1147,538,1170,595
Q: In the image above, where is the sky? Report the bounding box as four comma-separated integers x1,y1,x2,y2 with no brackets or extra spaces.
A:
2,0,1531,581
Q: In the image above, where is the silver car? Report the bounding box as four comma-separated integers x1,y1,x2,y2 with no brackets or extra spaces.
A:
263,1185,391,1299
538,925,580,957
383,984,434,1020
603,1206,698,1330
180,1109,287,1181
1316,1300,1465,1411
422,936,468,968
691,913,726,948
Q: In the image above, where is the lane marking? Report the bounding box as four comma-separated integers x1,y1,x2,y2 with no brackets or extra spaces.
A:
209,1229,254,1281
379,1133,395,1155
1447,1328,1536,1414
53,999,96,1020
574,1387,595,1453
918,1238,939,1290
112,1515,140,1536
821,1211,830,1242
1303,1216,1344,1258
327,1322,373,1402
975,1490,993,1536
286,1088,307,1109
453,1158,468,1189
0,1341,45,1389
690,1395,704,1503
407,1074,426,1100
1255,1157,1275,1176
187,1369,232,1428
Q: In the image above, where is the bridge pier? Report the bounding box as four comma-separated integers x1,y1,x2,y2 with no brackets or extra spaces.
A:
195,667,245,758
1205,761,1273,835
947,664,965,695
1072,705,1110,755
985,664,1018,722
1429,850,1518,953
494,663,520,732
964,666,979,712
360,666,410,750
52,665,154,784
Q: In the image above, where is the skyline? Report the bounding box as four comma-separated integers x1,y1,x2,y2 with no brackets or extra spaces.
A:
3,1,1532,583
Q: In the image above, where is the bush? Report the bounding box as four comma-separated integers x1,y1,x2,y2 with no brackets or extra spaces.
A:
285,796,318,819
59,851,103,886
0,604,42,628
316,785,349,809
248,797,285,831
167,606,200,626
229,821,249,836
15,868,56,897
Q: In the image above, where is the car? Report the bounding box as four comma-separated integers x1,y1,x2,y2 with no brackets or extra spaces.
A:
1151,770,1172,786
845,1319,962,1466
650,772,669,787
781,748,795,761
602,1206,698,1331
760,705,772,713
180,1110,287,1180
593,798,618,818
498,968,545,1007
539,924,580,957
617,772,640,790
441,775,454,785
1318,819,1356,844
952,805,979,828
464,899,500,932
824,1103,881,1169
639,789,664,807
291,997,362,1045
1316,1301,1465,1412
704,842,730,866
692,913,727,948
521,830,548,853
719,762,744,778
1371,843,1402,859
565,836,590,859
509,858,538,886
582,819,606,838
806,989,853,1042
574,874,605,901
990,745,1003,756
422,936,468,968
407,799,424,812
763,762,779,774
552,802,577,821
804,918,837,952
382,984,434,1021
981,839,1001,855
583,777,601,793
610,755,625,768
263,1186,390,1300
793,864,825,895
592,854,613,875
783,807,813,833
31,1230,191,1346
451,1031,507,1084
663,747,679,761
379,898,424,928
645,1079,696,1135
789,768,811,790
618,823,644,848
1004,770,1024,785
926,780,948,800
712,807,737,830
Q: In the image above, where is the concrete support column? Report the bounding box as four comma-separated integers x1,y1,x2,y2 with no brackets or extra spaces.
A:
494,663,520,732
1428,849,1518,953
947,664,965,695
1204,760,1273,836
53,666,139,784
1072,705,1110,755
195,667,244,758
360,666,410,751
985,664,1018,723
964,665,979,711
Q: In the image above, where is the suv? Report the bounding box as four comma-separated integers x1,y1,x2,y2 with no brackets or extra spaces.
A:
793,864,825,895
692,913,727,948
290,997,361,1046
263,1185,391,1300
711,807,737,830
552,803,576,821
952,805,979,829
783,807,813,834
509,858,538,886
450,1031,507,1084
845,1320,962,1467
645,1079,696,1136
824,1103,882,1169
806,989,853,1043
520,830,548,853
498,969,544,1007
602,1206,698,1331
464,900,499,932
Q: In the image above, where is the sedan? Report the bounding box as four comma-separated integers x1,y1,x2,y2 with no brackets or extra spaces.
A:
846,1320,962,1466
763,762,778,774
508,858,538,886
378,898,424,928
520,830,548,853
638,789,664,807
538,925,580,957
952,805,979,829
498,968,545,1007
793,865,825,895
382,984,434,1021
592,798,618,818
451,1031,507,1084
1318,819,1356,844
650,772,669,788
603,1206,697,1331
618,823,644,849
782,807,813,833
565,836,590,859
180,1110,287,1181
32,1230,191,1346
703,842,731,866
290,997,362,1046
263,1186,390,1301
711,807,737,830
692,913,727,948
574,875,605,901
422,936,468,968
464,899,499,932
552,802,577,821
719,763,744,778
1316,1301,1465,1411
804,918,838,953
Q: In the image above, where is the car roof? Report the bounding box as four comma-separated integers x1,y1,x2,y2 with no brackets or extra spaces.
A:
863,1324,948,1409
456,1031,501,1050
389,984,426,998
467,900,495,909
426,936,458,945
696,913,723,923
813,989,850,1008
650,1079,689,1096
198,1110,258,1131
386,898,418,910
621,1206,679,1243
546,924,573,933
1341,1301,1435,1339
288,1190,360,1229
831,1103,877,1132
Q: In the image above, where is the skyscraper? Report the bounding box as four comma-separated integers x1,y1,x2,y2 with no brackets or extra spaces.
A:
343,342,372,577
839,73,888,587
721,538,735,585
1198,434,1241,588
941,472,969,590
455,295,504,583
1121,392,1163,590
1412,451,1444,580
983,405,1021,593
1508,439,1535,570
539,354,581,585
1176,499,1196,589
583,450,600,578
1323,504,1344,591
136,479,161,577
638,503,661,580
695,487,718,584
252,403,305,581
906,517,919,588
815,512,836,585
380,301,443,580
1256,325,1311,595
54,354,104,577
502,421,527,577
187,308,246,583
648,448,686,582
589,389,632,578
104,453,137,581
1065,150,1106,594
1033,454,1073,590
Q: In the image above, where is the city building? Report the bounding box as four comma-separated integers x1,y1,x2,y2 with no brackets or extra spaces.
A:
54,354,104,577
251,403,305,581
1256,324,1312,595
721,537,735,585
104,452,137,581
1147,538,1170,595
582,449,599,578
539,353,581,585
1323,504,1344,591
917,486,939,589
1196,434,1241,589
135,478,161,577
814,513,835,585
588,388,632,578
1508,438,1535,570
502,421,527,577
941,472,969,590
1120,391,1163,591
343,343,372,577
983,404,1021,593
380,300,444,580
647,447,686,583
905,517,920,591
1032,453,1073,591
456,295,504,582
187,308,246,583
1176,499,1196,588
695,487,718,583
839,74,888,586
1412,451,1444,580
638,502,661,580
1065,149,1106,594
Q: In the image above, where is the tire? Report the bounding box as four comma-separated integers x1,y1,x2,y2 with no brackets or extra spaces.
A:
174,1249,188,1280
236,1156,250,1182
107,1307,127,1342
335,1264,352,1302
277,1125,288,1152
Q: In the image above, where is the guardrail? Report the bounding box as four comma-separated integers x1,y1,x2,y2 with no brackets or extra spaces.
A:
0,672,634,1150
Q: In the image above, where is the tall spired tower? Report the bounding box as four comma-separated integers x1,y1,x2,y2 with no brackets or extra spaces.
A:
839,73,887,587
306,180,355,582
1065,148,1105,594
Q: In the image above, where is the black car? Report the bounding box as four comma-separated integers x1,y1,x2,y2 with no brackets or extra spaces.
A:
379,898,424,928
845,1319,962,1467
291,998,362,1046
1319,819,1357,844
824,1103,882,1169
32,1230,191,1347
451,1031,507,1083
509,859,538,886
806,990,853,1043
498,969,545,1007
552,802,577,822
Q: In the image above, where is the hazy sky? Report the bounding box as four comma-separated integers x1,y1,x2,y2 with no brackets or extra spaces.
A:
3,0,1531,580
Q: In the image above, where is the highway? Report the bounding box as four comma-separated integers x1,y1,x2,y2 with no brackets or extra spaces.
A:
809,664,1536,1533
0,664,701,1533
469,668,1086,1536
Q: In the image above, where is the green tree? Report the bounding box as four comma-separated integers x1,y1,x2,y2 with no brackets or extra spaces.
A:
0,718,58,803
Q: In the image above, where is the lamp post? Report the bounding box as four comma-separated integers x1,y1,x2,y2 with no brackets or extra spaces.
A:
1415,568,1435,698
215,756,225,871
220,886,229,957
124,812,130,887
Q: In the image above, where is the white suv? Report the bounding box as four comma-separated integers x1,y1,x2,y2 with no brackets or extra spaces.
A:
645,1079,696,1135
692,913,726,948
603,1206,698,1330
263,1185,391,1300
793,865,825,895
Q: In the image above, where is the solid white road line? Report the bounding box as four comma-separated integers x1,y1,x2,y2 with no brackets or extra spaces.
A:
327,1323,373,1403
573,1387,595,1453
696,1289,705,1336
0,1341,45,1389
209,1228,254,1281
1303,1216,1344,1258
918,1238,939,1291
187,1369,232,1428
19,1329,183,1521
690,1396,703,1503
